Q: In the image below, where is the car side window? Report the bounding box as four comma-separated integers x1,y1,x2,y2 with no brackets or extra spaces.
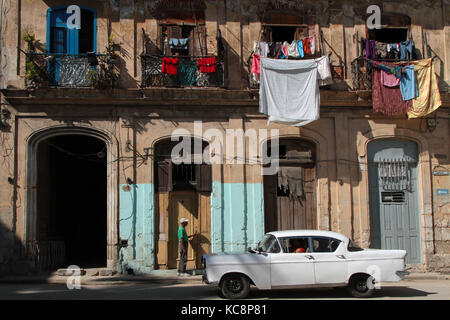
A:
311,237,341,253
279,237,310,253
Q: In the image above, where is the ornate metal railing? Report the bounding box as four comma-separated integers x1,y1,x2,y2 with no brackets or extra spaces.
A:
140,55,224,88
24,52,116,88
28,240,66,272
351,57,373,91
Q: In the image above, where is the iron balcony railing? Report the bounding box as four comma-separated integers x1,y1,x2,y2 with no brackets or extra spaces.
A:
140,54,224,88
24,52,112,88
351,56,419,91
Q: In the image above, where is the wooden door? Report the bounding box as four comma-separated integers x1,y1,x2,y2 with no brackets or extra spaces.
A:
168,191,197,269
264,167,316,232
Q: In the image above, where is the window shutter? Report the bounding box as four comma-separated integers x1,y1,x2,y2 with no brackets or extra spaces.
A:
156,160,172,192
195,164,212,192
193,25,206,56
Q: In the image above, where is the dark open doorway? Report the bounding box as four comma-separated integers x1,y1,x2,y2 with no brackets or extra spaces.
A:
36,135,107,269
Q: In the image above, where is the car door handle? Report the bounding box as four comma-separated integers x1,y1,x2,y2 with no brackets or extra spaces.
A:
336,255,346,259
305,255,315,260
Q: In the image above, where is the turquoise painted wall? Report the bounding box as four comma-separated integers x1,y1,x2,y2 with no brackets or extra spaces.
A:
211,182,265,253
117,182,265,272
118,183,155,274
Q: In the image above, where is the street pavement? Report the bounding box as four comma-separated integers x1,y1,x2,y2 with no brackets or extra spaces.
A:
0,275,449,300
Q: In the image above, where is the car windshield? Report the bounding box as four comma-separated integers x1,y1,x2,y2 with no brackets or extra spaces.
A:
256,234,277,253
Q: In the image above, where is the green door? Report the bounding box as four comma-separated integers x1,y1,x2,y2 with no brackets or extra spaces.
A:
368,139,421,264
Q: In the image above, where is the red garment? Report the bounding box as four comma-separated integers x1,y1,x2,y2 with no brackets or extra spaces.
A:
372,67,412,115
162,57,179,75
303,37,311,55
251,54,260,75
197,57,216,73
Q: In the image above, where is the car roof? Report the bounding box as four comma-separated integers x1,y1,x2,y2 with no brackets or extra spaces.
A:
267,230,349,243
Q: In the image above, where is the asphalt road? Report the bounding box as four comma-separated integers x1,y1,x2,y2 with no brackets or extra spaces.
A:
0,278,449,300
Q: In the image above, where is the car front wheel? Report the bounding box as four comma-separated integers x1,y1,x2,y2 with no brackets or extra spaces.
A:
220,274,250,299
347,274,375,298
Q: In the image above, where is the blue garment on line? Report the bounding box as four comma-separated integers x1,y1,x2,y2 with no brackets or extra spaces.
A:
400,65,419,101
400,40,414,60
297,40,304,58
169,38,189,50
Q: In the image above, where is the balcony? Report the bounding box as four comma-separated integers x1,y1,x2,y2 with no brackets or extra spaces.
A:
140,55,224,88
24,52,117,89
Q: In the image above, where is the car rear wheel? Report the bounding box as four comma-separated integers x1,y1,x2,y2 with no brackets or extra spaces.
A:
347,274,375,298
220,274,250,299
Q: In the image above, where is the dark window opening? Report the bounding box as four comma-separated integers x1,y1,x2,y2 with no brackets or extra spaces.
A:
154,139,211,193
78,10,95,53
172,163,196,191
368,28,408,44
271,26,296,43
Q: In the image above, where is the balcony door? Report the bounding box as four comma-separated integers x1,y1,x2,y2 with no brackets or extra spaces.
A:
47,6,96,84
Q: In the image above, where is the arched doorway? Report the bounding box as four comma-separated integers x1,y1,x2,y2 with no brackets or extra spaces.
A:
368,139,421,264
154,137,211,270
263,138,317,232
26,127,119,272
34,134,107,269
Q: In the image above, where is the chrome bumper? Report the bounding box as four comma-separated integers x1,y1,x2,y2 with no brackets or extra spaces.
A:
396,270,410,278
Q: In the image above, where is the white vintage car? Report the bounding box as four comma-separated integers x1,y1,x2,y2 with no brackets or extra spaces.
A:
202,230,409,299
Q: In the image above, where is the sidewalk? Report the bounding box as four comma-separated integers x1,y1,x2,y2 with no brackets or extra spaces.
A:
0,270,448,286
0,269,204,286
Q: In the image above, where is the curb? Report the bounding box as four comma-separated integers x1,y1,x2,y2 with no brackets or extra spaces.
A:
404,273,450,281
0,275,204,286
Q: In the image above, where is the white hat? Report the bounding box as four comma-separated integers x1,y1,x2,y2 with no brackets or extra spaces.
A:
180,218,189,224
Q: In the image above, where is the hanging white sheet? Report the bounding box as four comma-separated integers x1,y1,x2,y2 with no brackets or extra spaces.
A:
259,57,320,127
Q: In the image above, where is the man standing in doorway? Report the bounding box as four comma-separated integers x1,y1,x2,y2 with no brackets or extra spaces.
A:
178,218,196,276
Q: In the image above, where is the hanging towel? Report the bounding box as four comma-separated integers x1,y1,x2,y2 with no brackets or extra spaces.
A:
287,41,300,58
315,55,333,86
177,60,197,86
367,59,403,78
303,37,311,55
278,167,305,199
400,40,414,60
406,59,442,118
381,70,400,87
259,58,320,127
162,57,179,75
280,42,289,59
366,40,376,59
197,56,216,73
297,40,304,58
251,54,261,75
375,42,387,59
273,42,283,59
310,35,316,55
268,42,276,58
372,66,412,115
387,43,400,60
259,41,269,58
169,38,189,50
400,65,418,101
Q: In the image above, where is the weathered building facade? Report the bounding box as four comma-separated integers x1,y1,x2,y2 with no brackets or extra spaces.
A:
0,0,449,275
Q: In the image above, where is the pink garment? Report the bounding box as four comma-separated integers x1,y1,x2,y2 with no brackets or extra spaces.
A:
251,54,261,74
282,42,288,58
381,70,400,87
